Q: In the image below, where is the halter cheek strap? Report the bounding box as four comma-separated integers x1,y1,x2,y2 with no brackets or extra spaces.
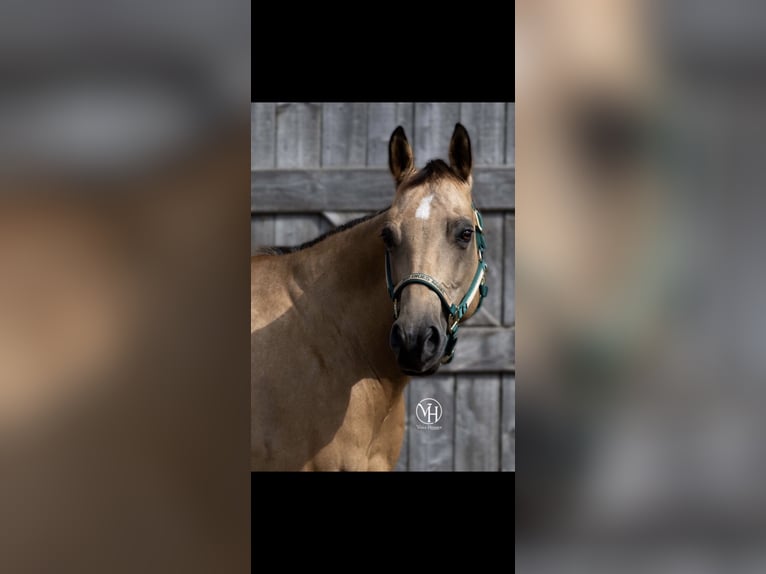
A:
385,206,489,364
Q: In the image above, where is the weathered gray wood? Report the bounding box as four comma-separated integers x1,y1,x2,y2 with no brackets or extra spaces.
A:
455,375,501,471
408,375,455,471
505,103,515,166
273,214,332,247
439,326,514,373
251,167,514,213
367,103,415,167
472,167,515,212
501,374,515,471
276,102,321,168
503,213,515,326
251,103,276,168
413,103,461,164
394,384,411,471
251,214,275,251
321,103,368,167
471,213,504,326
460,103,507,165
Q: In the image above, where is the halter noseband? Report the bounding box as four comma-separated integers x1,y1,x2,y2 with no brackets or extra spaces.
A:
385,205,489,364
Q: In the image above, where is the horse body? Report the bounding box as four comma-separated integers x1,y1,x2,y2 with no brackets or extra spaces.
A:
251,212,408,470
252,123,485,471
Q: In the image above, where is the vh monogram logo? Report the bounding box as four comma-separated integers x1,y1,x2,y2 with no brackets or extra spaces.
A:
415,398,443,428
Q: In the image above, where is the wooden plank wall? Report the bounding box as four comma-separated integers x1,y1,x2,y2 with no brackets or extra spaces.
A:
251,102,515,471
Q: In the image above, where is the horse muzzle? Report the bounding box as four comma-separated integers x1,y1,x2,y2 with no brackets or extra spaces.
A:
389,319,446,376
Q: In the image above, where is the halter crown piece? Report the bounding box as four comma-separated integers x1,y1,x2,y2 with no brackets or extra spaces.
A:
385,205,489,364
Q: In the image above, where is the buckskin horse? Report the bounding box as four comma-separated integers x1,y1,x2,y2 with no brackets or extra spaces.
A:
251,124,488,470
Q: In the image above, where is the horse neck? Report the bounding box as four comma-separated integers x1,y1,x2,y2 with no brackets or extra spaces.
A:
290,212,399,375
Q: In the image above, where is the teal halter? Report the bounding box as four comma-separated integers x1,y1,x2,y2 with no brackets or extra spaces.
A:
385,205,489,364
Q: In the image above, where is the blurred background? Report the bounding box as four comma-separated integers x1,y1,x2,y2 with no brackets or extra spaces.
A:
0,1,250,572
517,0,766,569
9,0,766,564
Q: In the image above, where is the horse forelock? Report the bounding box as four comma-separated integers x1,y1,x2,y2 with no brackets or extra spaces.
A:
398,159,468,194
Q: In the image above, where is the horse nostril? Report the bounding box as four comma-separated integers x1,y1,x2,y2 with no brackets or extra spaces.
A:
392,322,443,368
390,322,406,351
421,325,441,357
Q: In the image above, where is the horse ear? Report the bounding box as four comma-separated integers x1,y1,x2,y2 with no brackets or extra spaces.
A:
449,123,472,181
388,126,414,185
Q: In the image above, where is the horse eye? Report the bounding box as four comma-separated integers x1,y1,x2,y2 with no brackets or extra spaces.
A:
459,229,474,243
381,227,395,249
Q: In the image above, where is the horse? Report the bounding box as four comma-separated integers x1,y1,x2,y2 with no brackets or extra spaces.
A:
251,123,488,471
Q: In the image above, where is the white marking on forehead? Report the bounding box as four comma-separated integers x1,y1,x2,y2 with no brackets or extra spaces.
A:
414,194,434,220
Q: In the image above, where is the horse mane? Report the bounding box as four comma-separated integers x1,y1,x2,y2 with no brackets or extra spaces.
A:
254,208,389,256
